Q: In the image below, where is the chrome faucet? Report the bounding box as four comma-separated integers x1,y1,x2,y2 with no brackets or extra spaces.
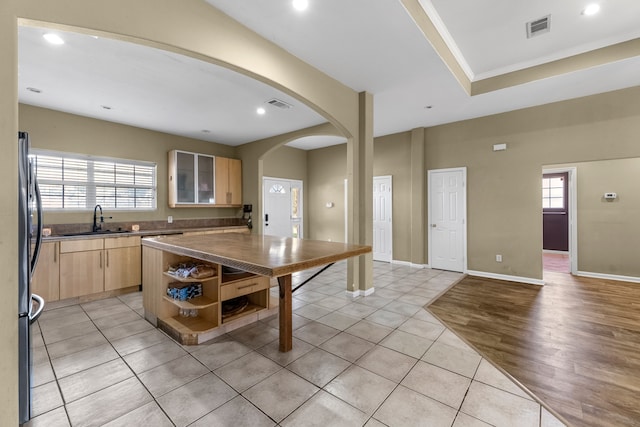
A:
93,204,104,232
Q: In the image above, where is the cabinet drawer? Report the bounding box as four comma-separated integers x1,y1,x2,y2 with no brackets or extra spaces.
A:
104,235,141,249
220,276,269,301
60,238,104,253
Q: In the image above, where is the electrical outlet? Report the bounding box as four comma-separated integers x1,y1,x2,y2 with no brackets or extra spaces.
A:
496,254,502,262
168,215,173,224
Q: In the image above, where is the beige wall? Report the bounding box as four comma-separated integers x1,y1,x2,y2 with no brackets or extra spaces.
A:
19,104,240,224
425,86,640,279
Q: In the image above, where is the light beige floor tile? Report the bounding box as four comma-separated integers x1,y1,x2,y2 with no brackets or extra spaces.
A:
291,296,309,310
312,285,345,296
263,312,311,331
402,361,471,409
324,365,396,415
66,377,152,426
541,407,567,427
228,322,280,349
32,345,49,366
32,332,45,348
38,304,84,321
244,369,319,422
294,303,334,320
364,417,387,427
396,294,431,306
295,290,328,303
316,312,360,330
374,385,457,427
103,402,173,427
453,412,493,426
380,330,434,359
58,358,133,403
80,297,122,312
86,303,135,321
31,380,64,417
41,320,97,345
287,348,352,387
46,330,108,360
157,372,237,427
92,310,142,330
190,396,275,427
293,321,340,346
437,329,476,352
39,311,91,333
51,343,120,379
190,338,253,370
373,288,403,299
398,317,446,341
460,381,540,427
281,389,368,427
214,351,282,392
32,360,55,388
365,309,408,328
474,358,532,400
110,329,170,356
257,337,315,366
24,406,70,427
123,339,188,374
356,295,394,309
422,341,482,378
138,354,208,397
313,296,349,311
320,332,374,362
412,307,443,324
101,318,154,341
337,302,378,318
356,345,417,383
345,320,393,343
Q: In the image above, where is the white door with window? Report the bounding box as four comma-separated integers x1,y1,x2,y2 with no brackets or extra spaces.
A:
373,176,392,262
428,168,466,272
263,177,303,238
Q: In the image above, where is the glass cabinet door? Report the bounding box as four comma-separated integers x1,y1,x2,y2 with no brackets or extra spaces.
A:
197,155,214,203
170,150,215,206
176,151,195,203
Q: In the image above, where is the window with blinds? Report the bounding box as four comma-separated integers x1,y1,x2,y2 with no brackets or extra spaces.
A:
32,150,157,211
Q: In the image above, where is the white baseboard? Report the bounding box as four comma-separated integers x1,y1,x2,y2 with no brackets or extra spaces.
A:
391,260,428,269
346,287,375,298
466,270,545,286
543,250,569,254
576,271,640,284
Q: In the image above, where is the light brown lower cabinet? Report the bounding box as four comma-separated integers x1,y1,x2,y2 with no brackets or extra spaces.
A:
32,241,60,302
58,236,141,300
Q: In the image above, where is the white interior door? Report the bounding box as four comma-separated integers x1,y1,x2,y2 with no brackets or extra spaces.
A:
429,168,466,272
373,176,392,262
263,177,303,238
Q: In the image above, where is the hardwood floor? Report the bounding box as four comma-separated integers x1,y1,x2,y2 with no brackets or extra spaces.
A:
428,272,640,427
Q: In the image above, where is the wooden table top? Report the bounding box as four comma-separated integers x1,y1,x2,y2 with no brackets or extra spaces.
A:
142,232,371,277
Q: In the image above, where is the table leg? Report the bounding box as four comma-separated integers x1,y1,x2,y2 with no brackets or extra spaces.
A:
277,274,293,352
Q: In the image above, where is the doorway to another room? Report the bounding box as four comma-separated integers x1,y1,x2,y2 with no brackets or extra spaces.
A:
373,176,392,262
542,168,576,274
262,177,303,238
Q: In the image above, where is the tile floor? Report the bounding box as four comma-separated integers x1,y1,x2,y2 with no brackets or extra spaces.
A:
26,261,566,427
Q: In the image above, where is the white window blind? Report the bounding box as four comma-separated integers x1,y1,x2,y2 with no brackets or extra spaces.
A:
32,150,157,211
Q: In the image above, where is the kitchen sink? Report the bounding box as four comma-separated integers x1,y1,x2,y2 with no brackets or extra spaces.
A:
62,230,132,237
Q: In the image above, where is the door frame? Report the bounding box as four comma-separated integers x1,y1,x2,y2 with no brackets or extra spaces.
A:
427,167,468,272
542,167,577,274
373,175,393,262
262,176,304,238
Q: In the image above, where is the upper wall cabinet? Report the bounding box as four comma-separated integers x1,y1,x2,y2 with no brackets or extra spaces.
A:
168,150,242,208
215,156,242,207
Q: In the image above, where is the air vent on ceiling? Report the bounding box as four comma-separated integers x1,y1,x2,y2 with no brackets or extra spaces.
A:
526,15,551,38
267,98,293,109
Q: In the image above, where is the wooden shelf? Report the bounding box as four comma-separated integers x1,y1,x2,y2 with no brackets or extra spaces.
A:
222,302,261,323
163,271,217,283
163,295,217,309
161,314,218,334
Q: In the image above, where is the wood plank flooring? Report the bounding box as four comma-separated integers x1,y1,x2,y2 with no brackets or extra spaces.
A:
428,272,640,427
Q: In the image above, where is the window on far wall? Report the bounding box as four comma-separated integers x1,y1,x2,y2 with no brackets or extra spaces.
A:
542,176,564,209
32,150,157,211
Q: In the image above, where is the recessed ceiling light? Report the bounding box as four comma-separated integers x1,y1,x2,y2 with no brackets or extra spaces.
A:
257,107,266,115
101,105,112,110
424,105,433,109
292,0,308,11
582,4,600,15
26,87,42,93
43,33,65,45
201,129,211,134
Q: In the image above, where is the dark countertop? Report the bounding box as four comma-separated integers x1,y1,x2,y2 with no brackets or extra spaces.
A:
42,225,249,242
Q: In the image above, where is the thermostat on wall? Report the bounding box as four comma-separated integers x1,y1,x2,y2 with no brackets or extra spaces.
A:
604,192,617,200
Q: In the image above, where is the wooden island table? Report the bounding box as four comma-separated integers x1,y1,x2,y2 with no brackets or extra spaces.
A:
142,232,371,352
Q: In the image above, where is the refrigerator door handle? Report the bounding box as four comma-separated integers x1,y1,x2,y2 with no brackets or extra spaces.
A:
30,168,43,274
29,293,45,323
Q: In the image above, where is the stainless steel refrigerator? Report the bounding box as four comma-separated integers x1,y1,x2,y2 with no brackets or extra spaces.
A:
18,131,45,424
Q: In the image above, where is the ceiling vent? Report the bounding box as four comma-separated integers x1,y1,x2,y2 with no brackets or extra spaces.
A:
526,15,551,38
267,98,293,109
